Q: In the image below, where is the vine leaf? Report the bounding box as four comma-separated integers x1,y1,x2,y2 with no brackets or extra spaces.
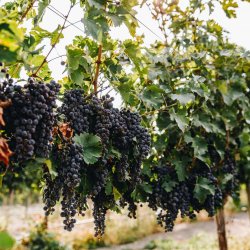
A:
140,85,164,109
162,179,177,192
184,134,208,162
50,25,64,45
73,133,102,164
172,159,187,181
87,0,107,9
66,45,83,71
35,0,51,25
105,181,112,195
140,183,153,194
170,93,195,105
113,186,122,201
156,112,171,130
81,7,109,41
194,177,215,203
169,108,188,132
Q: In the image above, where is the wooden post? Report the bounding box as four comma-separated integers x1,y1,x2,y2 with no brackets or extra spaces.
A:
246,182,250,219
215,208,228,250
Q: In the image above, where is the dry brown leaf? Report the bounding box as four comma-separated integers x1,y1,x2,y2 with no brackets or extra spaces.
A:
58,123,73,139
0,137,13,166
0,100,11,126
0,107,4,126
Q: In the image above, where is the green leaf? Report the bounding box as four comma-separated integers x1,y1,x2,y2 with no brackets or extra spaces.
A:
70,69,84,86
153,134,168,152
116,78,138,106
82,7,109,41
170,93,195,105
107,13,125,27
140,183,153,194
66,45,83,70
87,0,108,9
0,175,3,188
222,85,245,106
156,112,171,130
169,108,189,132
108,147,121,159
172,159,187,181
193,114,213,133
35,0,51,25
0,231,15,250
109,205,122,214
73,133,103,164
221,174,234,185
162,179,177,192
131,186,147,202
113,186,122,201
243,109,250,125
50,25,64,45
140,85,164,109
105,181,112,195
184,134,208,162
194,177,215,203
0,46,18,62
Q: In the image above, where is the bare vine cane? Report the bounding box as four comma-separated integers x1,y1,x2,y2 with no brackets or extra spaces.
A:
31,4,74,77
92,45,103,94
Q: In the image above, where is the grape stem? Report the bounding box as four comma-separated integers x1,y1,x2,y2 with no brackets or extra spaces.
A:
93,45,103,94
32,4,73,77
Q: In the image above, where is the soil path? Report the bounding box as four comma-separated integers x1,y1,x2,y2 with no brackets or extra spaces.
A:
97,213,250,250
1,204,249,249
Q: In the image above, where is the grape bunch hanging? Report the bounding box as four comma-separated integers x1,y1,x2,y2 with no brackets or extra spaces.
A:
42,89,151,236
143,147,238,232
0,67,60,163
0,64,151,236
0,62,239,237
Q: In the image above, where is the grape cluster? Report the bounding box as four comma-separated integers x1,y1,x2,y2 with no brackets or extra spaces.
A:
44,89,151,236
58,89,90,134
188,161,222,216
147,164,193,231
92,191,110,237
144,159,225,232
43,143,88,231
0,75,60,162
222,150,239,198
120,191,137,219
58,89,150,192
208,144,239,201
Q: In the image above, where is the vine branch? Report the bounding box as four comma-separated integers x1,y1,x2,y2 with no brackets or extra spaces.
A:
19,0,36,23
92,45,103,94
32,5,73,77
48,54,66,63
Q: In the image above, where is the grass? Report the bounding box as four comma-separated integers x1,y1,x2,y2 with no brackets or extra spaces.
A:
72,207,162,249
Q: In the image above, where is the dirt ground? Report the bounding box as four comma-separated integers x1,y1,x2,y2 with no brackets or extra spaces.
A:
97,213,250,250
0,204,250,249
